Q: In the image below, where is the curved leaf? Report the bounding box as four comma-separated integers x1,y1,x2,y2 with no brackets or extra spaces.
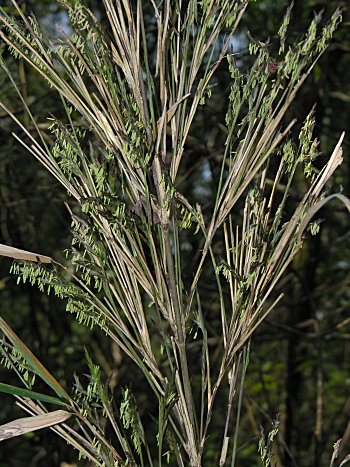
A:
0,243,52,263
0,410,71,441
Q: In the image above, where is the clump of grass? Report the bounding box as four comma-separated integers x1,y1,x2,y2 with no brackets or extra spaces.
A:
0,1,348,465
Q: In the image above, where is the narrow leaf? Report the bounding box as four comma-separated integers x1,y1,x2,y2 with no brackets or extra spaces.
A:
298,193,350,241
0,383,68,407
0,244,52,263
0,317,69,400
0,410,71,441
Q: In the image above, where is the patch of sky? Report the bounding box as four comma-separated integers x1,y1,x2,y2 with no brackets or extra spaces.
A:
193,160,212,200
42,4,101,37
228,32,246,68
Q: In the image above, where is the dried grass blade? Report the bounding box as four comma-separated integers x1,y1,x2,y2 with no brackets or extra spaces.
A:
0,410,71,441
298,193,350,242
309,131,344,199
0,244,52,263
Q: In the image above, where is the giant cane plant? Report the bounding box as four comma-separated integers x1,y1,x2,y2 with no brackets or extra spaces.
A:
0,1,348,465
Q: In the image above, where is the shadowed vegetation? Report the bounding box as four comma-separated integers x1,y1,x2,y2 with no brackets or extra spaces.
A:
0,1,349,466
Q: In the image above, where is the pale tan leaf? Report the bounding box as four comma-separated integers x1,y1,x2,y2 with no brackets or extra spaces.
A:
0,244,52,263
165,93,191,124
310,132,344,199
330,91,350,103
0,410,71,441
298,193,350,241
156,93,191,134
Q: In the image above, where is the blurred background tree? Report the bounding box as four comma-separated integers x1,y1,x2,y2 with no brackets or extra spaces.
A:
0,0,349,466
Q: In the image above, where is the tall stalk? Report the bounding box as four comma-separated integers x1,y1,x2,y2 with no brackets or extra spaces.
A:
0,1,348,465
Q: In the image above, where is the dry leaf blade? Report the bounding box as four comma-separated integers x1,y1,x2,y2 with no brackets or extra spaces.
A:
0,244,52,263
0,410,71,441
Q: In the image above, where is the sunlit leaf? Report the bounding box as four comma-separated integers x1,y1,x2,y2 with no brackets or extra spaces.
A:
0,244,52,263
0,410,71,441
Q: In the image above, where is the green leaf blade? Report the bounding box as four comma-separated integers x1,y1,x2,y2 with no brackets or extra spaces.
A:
0,317,70,401
0,383,68,406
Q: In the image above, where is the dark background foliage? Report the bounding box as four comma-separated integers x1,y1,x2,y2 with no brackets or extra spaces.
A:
0,0,349,466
